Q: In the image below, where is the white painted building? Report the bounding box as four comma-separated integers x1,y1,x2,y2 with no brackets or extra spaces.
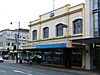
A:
0,29,29,60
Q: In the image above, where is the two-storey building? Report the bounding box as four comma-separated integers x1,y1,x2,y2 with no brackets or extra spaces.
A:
22,3,85,69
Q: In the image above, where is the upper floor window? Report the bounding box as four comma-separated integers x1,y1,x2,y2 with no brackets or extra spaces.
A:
43,27,49,38
32,30,37,40
12,43,14,46
6,42,10,46
56,23,64,36
7,34,10,37
93,0,98,9
73,19,83,34
0,42,3,47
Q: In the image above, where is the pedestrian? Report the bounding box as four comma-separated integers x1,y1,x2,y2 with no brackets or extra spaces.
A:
29,59,32,65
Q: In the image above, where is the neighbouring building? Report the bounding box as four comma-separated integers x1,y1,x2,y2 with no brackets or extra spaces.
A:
0,29,29,60
22,3,85,69
72,0,100,70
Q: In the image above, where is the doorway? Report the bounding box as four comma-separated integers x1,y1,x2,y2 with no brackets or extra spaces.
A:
63,48,72,68
71,49,82,67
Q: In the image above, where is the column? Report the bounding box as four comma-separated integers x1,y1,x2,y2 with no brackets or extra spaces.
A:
26,51,29,60
82,48,86,69
85,44,94,70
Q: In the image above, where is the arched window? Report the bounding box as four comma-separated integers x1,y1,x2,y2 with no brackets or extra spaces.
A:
73,19,83,34
32,30,37,40
56,23,63,36
43,27,49,38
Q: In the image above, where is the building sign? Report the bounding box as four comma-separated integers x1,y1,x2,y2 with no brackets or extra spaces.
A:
49,12,54,17
32,43,67,48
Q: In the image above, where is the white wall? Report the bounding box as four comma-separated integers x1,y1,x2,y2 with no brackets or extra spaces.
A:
40,5,70,21
0,29,29,50
31,24,40,40
30,4,84,42
85,0,93,38
40,16,68,39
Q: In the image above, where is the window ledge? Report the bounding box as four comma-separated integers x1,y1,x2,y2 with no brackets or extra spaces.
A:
71,33,83,37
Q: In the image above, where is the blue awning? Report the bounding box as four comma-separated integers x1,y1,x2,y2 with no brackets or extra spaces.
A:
32,43,67,48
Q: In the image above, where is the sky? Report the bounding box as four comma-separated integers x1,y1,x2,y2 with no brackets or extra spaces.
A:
0,0,85,30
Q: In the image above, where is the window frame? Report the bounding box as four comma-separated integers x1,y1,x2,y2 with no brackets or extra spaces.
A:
73,19,83,34
43,27,49,39
56,23,64,37
32,30,37,40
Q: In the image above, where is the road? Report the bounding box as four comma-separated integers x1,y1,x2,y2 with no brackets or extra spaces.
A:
0,60,98,75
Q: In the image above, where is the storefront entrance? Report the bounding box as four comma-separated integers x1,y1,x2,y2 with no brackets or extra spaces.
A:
63,48,82,68
23,47,82,69
63,49,72,68
95,47,100,69
71,49,82,67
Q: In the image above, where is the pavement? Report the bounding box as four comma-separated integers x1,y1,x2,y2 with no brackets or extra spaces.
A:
4,60,16,63
32,65,100,75
3,60,100,75
21,61,100,75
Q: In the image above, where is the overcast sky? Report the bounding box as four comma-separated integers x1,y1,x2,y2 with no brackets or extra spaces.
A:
0,0,85,30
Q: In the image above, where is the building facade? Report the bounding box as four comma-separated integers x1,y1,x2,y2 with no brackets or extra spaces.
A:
85,0,100,69
0,29,29,60
72,0,100,70
22,3,85,69
85,0,100,37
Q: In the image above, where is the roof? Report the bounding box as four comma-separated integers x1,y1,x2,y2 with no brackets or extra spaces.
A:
0,28,29,33
15,28,29,32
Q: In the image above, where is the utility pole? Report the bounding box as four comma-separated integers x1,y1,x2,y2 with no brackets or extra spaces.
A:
10,22,20,63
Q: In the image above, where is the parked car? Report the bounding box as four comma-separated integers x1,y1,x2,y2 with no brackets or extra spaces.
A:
29,55,42,63
0,56,3,63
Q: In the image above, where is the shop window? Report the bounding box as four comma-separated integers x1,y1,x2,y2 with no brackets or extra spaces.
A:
42,51,63,65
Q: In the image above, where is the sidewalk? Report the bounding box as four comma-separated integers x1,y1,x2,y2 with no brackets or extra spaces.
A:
20,61,100,75
32,65,99,75
4,60,16,63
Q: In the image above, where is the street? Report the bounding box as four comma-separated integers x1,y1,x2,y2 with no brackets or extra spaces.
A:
0,60,98,75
